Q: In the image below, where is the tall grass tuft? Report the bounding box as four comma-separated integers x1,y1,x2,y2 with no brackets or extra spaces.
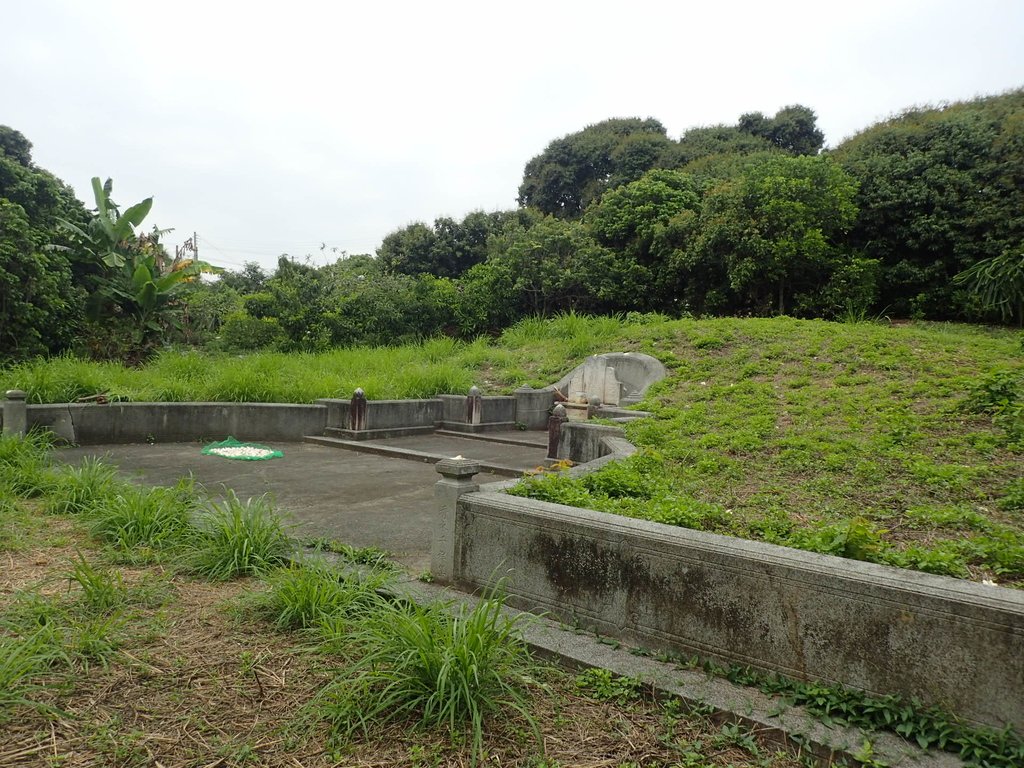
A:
317,584,536,762
0,432,57,498
46,457,124,515
67,554,128,614
88,479,196,560
190,492,292,579
253,562,391,631
0,489,32,551
0,628,67,723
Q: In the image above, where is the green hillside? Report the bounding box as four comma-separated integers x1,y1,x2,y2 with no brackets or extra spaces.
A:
3,314,1021,583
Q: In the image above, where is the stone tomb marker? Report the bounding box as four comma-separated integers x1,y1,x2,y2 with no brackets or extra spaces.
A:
566,356,623,406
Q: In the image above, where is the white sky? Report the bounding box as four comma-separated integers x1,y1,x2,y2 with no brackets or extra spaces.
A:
4,0,1023,271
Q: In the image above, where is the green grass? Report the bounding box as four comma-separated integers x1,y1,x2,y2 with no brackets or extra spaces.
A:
46,457,124,516
251,561,391,630
0,431,58,498
189,491,294,579
508,316,1024,584
87,479,198,562
0,628,67,723
316,584,537,763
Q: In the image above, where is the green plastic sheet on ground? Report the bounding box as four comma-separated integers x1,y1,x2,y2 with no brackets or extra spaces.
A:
200,436,284,461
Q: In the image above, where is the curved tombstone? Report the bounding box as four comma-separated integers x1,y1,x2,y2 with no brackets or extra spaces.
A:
549,352,666,406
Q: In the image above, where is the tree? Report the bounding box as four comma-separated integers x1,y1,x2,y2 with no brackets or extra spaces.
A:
0,126,88,360
0,200,81,358
57,177,154,269
56,178,219,355
217,261,268,295
518,118,673,218
832,89,1024,319
462,215,635,329
0,125,34,167
378,210,520,278
738,104,825,156
664,125,776,170
586,169,703,311
687,155,859,315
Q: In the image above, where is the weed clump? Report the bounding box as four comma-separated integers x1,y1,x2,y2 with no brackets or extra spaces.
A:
88,479,197,560
189,492,292,579
317,584,536,762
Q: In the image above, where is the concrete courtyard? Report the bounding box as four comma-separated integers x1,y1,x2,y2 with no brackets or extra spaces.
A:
59,433,546,574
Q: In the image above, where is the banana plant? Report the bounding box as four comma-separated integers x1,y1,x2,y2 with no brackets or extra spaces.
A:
55,177,221,350
56,177,153,268
101,228,221,343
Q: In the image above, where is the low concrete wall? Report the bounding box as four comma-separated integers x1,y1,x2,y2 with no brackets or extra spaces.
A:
21,402,327,444
439,395,465,423
514,388,555,429
315,398,350,428
448,490,1024,732
558,422,629,464
365,399,441,430
438,395,516,425
481,396,516,424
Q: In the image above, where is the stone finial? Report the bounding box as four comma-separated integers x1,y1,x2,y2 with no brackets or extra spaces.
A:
5,390,26,401
547,404,568,460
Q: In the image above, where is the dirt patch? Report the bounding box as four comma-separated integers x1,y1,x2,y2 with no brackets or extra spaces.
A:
0,516,805,768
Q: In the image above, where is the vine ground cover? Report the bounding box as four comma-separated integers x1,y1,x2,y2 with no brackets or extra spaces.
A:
513,317,1024,585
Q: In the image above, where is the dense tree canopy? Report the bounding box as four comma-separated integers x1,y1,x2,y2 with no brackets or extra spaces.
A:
737,105,826,156
6,90,1022,363
0,126,88,360
687,155,859,316
377,210,519,278
517,118,673,218
832,89,1024,319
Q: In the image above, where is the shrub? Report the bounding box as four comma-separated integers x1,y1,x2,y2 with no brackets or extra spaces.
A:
218,312,287,351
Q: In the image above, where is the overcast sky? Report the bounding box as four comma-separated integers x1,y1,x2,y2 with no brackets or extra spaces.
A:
4,0,1023,271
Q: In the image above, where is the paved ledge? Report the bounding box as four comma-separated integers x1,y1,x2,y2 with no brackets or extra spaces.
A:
304,434,543,477
434,429,549,449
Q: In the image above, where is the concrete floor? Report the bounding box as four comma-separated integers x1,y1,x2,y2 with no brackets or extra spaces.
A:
59,434,546,574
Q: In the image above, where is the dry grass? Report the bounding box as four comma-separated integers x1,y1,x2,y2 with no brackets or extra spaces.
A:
0,516,809,768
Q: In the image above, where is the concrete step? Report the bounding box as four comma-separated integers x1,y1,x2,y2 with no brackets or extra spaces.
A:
434,429,548,449
304,434,531,478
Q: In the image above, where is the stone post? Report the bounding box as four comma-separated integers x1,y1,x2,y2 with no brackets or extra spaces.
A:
466,385,482,426
547,403,567,461
3,390,27,437
349,387,367,432
431,457,482,584
587,395,602,420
